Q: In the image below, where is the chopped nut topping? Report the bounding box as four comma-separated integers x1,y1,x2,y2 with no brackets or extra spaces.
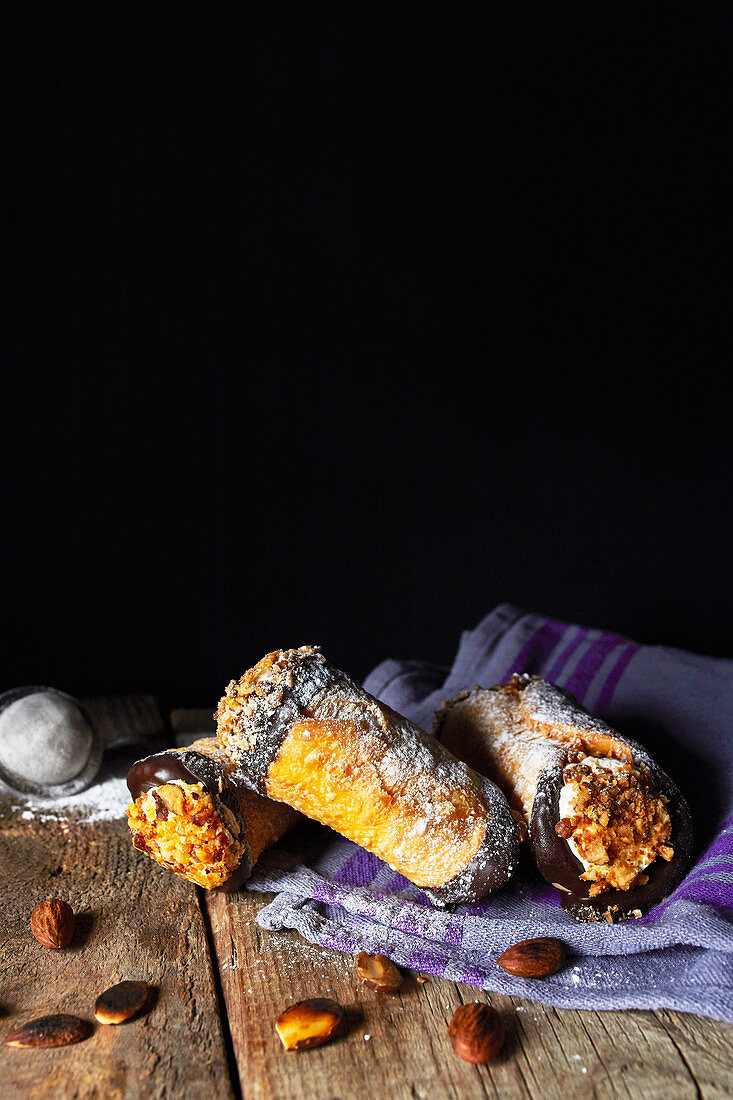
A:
214,646,318,755
126,782,244,889
559,759,673,896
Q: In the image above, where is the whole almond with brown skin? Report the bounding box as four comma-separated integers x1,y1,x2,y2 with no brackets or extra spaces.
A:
354,952,403,993
30,899,75,949
275,998,345,1051
448,1003,504,1064
95,980,151,1024
497,937,565,978
5,1015,92,1048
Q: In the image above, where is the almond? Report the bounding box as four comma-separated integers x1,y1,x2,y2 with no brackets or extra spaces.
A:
156,784,186,816
497,936,565,978
94,980,151,1024
275,998,345,1051
448,1003,504,1064
5,1015,92,1048
354,952,402,993
30,899,75,949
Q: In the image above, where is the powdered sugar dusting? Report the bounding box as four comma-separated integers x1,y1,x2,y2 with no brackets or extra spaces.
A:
435,675,633,823
435,682,566,821
5,767,131,824
222,651,519,905
519,676,621,742
217,648,338,791
287,676,519,903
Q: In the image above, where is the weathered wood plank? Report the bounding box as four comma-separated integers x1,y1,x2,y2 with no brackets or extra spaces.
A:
654,1009,733,1099
0,697,234,1100
169,707,214,744
206,888,733,1100
83,693,164,750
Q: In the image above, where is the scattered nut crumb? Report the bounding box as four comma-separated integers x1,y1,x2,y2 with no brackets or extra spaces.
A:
354,952,403,993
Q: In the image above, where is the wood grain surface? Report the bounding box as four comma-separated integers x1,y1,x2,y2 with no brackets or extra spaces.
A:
205,887,733,1100
0,697,232,1099
1,697,731,1099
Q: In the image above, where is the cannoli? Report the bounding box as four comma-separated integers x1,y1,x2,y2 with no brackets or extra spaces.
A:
213,646,520,906
126,737,302,892
433,674,692,922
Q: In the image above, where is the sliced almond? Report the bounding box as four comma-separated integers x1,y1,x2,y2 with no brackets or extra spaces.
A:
94,980,151,1024
275,998,345,1051
155,784,186,816
5,1015,92,1048
354,952,403,993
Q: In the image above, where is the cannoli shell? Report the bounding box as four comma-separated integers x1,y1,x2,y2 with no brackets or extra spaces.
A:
215,647,521,906
435,676,693,922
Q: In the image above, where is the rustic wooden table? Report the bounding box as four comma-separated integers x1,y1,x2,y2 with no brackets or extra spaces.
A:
1,695,731,1099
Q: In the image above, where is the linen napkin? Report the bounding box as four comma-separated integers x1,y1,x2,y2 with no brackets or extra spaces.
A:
248,603,733,1023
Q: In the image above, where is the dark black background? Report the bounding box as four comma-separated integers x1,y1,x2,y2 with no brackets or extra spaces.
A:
4,3,732,714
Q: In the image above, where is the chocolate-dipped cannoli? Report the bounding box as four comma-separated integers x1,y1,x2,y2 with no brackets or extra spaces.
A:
126,737,302,892
214,646,520,906
434,674,692,922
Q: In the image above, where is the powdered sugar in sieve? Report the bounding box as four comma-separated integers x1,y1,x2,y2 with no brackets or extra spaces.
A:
0,686,103,798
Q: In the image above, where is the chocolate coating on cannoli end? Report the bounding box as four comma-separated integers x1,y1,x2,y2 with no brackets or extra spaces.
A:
126,750,253,891
215,647,344,793
421,771,521,907
127,751,202,800
531,750,693,922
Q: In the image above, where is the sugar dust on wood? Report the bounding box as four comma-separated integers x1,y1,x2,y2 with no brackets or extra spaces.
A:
5,771,131,824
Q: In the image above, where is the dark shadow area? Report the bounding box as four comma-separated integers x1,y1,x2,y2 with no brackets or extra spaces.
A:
340,1001,366,1043
491,1010,519,1067
71,908,96,950
4,3,732,709
394,968,421,999
134,983,159,1022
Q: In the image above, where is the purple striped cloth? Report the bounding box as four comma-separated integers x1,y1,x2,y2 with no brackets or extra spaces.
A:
251,604,733,1022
